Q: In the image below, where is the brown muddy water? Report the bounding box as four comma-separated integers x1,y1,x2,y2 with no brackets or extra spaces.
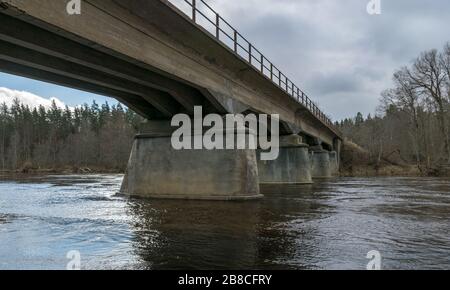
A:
0,174,449,270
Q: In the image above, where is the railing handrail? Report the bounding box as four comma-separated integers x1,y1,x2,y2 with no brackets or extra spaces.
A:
169,0,341,136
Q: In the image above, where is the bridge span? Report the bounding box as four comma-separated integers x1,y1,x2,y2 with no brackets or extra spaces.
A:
0,0,343,200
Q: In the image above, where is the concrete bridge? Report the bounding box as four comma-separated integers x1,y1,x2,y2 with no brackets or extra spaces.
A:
0,0,343,200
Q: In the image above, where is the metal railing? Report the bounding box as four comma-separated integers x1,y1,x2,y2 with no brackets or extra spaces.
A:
168,0,340,135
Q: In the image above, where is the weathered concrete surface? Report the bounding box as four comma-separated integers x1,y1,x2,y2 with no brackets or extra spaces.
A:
310,149,332,178
120,129,262,200
333,138,342,168
258,135,312,185
329,151,339,176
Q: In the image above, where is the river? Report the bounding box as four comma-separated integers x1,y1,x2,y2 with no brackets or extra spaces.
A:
0,174,449,270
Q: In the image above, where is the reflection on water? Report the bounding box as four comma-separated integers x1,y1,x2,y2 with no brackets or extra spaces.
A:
0,174,449,270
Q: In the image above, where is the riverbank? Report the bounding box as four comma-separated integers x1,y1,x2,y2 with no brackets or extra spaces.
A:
340,140,449,177
0,166,124,175
340,164,422,177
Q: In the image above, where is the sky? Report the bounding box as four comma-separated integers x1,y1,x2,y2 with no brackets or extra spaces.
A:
0,73,114,109
0,0,449,120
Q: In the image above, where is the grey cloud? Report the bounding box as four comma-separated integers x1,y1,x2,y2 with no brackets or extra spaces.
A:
200,0,450,120
308,72,362,96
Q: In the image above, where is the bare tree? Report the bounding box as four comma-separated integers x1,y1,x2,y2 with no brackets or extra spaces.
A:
407,49,449,162
342,43,450,172
392,68,422,164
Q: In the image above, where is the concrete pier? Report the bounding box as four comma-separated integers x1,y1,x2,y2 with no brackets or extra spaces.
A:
329,151,339,176
310,147,332,178
258,135,313,185
120,124,262,200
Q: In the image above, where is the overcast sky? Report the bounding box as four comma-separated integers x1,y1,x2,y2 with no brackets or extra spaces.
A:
0,0,449,120
204,0,450,120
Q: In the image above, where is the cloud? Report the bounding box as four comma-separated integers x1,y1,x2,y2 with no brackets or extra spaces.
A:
172,0,450,120
0,87,69,110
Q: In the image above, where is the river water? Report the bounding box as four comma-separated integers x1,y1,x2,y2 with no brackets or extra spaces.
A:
0,174,449,270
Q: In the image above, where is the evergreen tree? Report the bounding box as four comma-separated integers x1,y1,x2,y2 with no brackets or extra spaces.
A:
0,100,143,172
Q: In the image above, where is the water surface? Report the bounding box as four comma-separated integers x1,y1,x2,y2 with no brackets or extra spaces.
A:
0,174,449,270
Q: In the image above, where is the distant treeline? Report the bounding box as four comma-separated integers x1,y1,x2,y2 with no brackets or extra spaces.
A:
0,99,143,172
338,43,450,170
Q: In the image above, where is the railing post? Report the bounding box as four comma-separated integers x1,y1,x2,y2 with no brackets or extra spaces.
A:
192,0,196,22
234,30,238,53
279,71,281,87
215,14,220,39
249,44,252,64
270,64,273,80
260,55,264,73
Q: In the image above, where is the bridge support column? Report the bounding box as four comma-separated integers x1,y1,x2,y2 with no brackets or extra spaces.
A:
257,135,312,185
329,151,339,176
120,122,262,200
310,146,332,178
333,138,342,169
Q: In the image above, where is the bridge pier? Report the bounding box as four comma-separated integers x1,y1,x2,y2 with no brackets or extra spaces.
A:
258,135,313,185
310,146,332,178
120,122,262,200
329,151,339,176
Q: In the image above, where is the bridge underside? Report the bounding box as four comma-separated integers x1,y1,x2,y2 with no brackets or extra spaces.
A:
0,0,342,200
0,12,218,120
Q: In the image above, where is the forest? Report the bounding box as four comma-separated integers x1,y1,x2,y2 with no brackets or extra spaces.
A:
339,43,450,175
0,99,142,173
